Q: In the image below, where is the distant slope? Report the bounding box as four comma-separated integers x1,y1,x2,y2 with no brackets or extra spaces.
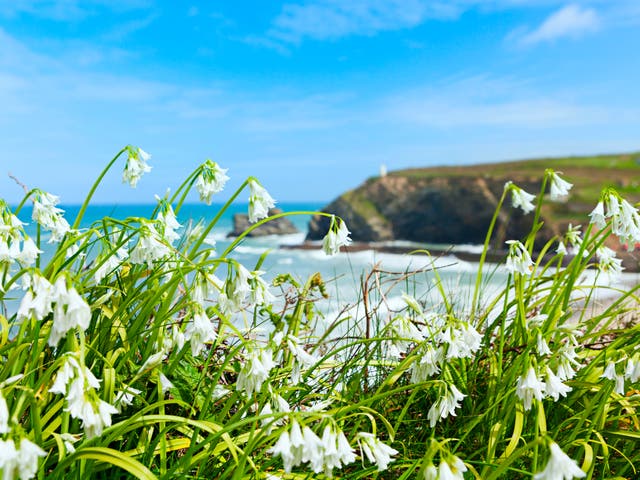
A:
307,151,640,250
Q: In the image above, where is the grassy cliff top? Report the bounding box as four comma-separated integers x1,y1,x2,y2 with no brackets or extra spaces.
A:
388,151,640,206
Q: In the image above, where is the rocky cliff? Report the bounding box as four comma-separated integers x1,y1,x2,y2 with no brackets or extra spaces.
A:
307,152,640,249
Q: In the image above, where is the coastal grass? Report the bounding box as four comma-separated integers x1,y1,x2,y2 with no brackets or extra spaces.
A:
0,147,639,479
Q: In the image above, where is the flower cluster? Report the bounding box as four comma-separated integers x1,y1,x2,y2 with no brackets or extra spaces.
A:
270,420,359,475
248,179,276,223
196,159,229,204
49,354,118,438
505,181,536,214
590,191,640,250
122,146,151,187
505,240,534,275
322,215,352,256
31,190,71,243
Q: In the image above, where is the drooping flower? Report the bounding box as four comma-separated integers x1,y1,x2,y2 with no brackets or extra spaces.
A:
129,221,171,267
427,383,466,427
411,343,443,382
0,437,47,480
506,182,536,214
248,179,276,223
543,366,572,401
49,354,117,439
184,307,216,356
94,246,129,283
533,442,586,480
17,274,54,322
505,240,534,275
516,366,546,411
322,216,352,256
547,171,573,201
156,202,182,245
17,237,41,267
196,160,230,204
588,201,606,230
0,390,9,434
31,190,70,243
321,425,357,475
48,277,92,347
236,347,275,396
436,455,468,480
356,432,398,472
123,146,152,187
596,246,624,278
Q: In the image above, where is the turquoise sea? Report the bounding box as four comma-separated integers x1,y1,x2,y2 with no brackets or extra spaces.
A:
13,202,506,318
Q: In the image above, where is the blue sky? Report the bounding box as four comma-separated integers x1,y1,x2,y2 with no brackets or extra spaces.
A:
1,0,639,205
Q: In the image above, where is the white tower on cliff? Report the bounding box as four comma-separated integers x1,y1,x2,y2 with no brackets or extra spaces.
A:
380,164,387,177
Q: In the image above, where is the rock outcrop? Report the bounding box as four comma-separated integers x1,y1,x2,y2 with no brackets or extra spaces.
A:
228,208,298,237
307,174,552,246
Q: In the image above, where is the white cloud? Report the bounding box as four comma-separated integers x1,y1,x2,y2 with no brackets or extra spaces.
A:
0,0,151,21
517,4,600,45
382,75,614,128
267,0,458,44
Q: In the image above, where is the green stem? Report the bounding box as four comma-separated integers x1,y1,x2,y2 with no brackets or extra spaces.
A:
72,147,127,230
471,188,508,319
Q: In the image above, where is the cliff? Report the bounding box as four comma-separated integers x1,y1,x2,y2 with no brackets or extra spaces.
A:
229,208,298,237
307,152,640,249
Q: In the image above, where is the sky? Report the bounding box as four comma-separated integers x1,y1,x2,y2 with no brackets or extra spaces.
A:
0,0,639,205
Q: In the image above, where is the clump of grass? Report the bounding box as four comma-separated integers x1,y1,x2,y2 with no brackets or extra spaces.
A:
0,147,638,479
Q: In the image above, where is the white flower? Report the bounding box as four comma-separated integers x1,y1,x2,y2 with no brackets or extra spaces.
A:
185,308,216,357
625,357,640,383
236,347,275,396
249,270,276,306
423,464,438,480
437,455,468,480
94,247,129,283
589,201,606,230
158,372,174,394
356,432,398,472
544,366,572,401
301,426,325,473
123,146,151,187
17,274,53,321
49,354,117,439
196,160,230,204
322,216,352,256
31,191,70,243
0,391,9,434
48,277,92,347
0,439,18,478
157,204,181,245
427,383,466,427
321,425,356,475
248,179,276,223
596,246,624,277
270,430,297,473
411,344,443,382
548,171,573,201
556,241,567,255
505,240,534,275
516,366,546,411
509,183,536,214
533,442,586,480
537,334,551,356
17,237,41,266
16,438,47,480
129,222,171,267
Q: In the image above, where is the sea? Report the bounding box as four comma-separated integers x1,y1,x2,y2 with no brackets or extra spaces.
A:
11,202,637,325
10,202,502,320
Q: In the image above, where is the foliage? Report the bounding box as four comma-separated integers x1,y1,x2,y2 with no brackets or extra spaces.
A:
0,147,639,479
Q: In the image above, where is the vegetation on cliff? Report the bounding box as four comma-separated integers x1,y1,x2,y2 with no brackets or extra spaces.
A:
307,151,640,250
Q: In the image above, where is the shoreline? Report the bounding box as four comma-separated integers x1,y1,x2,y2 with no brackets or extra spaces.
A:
281,241,640,273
